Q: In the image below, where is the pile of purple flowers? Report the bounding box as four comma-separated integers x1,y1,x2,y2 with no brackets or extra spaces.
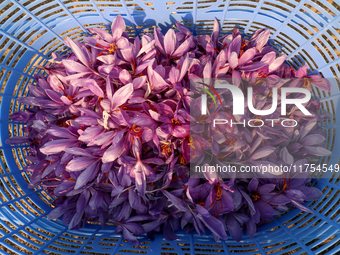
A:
7,15,332,246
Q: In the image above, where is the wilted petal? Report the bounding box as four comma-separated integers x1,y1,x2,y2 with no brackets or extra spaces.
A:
9,111,34,122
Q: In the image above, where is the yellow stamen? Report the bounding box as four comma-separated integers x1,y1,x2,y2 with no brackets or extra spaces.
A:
281,178,288,191
188,136,196,149
161,142,172,158
253,116,263,124
198,115,210,123
302,78,310,89
132,124,141,133
171,118,181,125
108,42,118,53
251,194,260,201
179,153,187,165
216,186,223,200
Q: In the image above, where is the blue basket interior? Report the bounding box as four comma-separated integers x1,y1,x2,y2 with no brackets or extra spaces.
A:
0,0,340,254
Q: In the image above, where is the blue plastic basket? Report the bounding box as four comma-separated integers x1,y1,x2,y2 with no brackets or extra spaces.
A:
1,0,340,254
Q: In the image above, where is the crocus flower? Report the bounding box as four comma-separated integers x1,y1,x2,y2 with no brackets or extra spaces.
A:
290,65,332,92
119,137,164,195
84,15,129,56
